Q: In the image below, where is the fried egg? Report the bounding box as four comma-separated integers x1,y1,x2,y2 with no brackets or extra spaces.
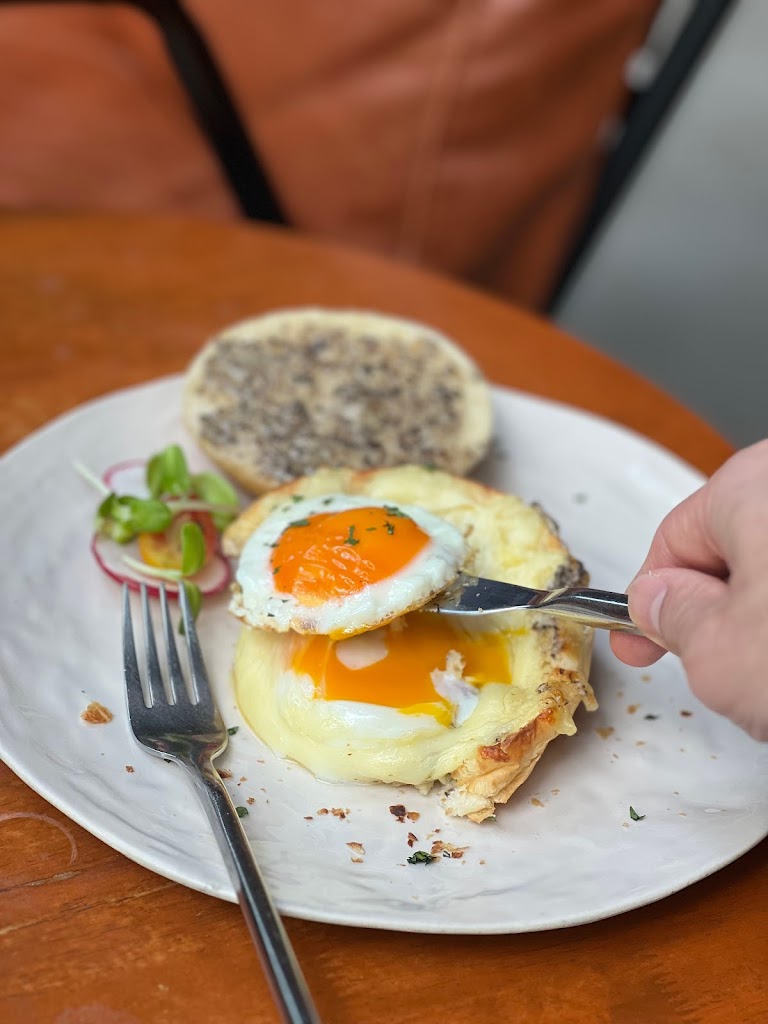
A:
225,466,597,822
230,494,466,637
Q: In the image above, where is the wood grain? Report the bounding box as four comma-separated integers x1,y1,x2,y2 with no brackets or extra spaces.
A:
1,214,764,1024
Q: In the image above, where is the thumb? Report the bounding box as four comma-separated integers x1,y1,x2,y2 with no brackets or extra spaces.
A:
627,568,728,656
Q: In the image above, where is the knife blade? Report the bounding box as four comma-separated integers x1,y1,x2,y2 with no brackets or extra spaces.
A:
425,573,641,634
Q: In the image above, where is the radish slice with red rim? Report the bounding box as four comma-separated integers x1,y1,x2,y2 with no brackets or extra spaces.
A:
91,533,232,598
103,459,150,498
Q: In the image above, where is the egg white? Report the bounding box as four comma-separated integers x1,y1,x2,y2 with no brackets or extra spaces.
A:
229,493,466,636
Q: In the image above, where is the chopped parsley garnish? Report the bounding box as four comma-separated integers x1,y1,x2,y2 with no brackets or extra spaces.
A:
288,518,311,528
407,850,436,865
290,494,305,503
227,726,239,736
629,806,646,821
272,565,281,575
344,524,359,546
235,806,249,818
644,714,659,720
384,521,395,535
383,505,408,518
365,526,377,532
321,497,334,505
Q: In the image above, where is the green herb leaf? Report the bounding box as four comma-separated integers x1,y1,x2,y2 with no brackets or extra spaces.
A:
406,850,436,865
180,521,206,576
177,581,203,633
227,726,239,736
384,521,395,535
290,494,305,503
288,518,311,528
190,471,239,529
344,524,359,546
146,444,191,499
383,505,408,519
629,806,646,821
97,494,172,542
235,805,249,818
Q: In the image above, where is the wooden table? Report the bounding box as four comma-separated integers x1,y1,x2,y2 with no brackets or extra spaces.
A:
1,214,763,1024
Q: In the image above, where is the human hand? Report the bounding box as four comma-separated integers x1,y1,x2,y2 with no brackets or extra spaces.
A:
610,439,768,741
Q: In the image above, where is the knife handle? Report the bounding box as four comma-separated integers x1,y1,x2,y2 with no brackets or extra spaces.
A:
534,587,641,634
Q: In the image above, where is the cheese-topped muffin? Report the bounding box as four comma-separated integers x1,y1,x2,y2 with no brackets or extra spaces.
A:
182,308,493,494
224,466,596,822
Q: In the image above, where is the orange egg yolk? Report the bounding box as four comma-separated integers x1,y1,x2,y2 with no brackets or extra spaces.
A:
270,506,429,606
291,613,512,724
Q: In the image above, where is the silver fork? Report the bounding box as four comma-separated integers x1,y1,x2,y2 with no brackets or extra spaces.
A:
122,583,321,1024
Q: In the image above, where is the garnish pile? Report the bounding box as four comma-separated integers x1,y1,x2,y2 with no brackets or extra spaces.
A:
83,444,239,616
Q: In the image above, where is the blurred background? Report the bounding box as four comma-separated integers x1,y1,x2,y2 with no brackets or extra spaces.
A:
1,0,763,449
554,0,767,449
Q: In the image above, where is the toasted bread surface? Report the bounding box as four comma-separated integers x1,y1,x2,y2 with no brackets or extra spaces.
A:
182,308,493,494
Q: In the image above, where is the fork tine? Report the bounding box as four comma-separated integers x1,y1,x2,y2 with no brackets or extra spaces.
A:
178,583,213,708
159,584,188,705
140,584,167,707
122,584,148,715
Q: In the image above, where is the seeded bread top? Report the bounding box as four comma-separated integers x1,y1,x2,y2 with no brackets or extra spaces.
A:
182,308,493,494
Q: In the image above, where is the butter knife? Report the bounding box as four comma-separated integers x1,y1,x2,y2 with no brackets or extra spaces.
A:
426,573,641,634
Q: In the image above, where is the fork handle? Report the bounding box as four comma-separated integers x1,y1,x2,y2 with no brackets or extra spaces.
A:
184,760,322,1024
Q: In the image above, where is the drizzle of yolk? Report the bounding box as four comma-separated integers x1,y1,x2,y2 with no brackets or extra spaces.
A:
270,506,429,606
291,613,512,721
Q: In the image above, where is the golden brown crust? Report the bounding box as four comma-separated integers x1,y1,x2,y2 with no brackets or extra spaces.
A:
444,660,595,822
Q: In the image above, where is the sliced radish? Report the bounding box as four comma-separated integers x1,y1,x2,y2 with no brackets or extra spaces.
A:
91,533,232,598
103,459,150,498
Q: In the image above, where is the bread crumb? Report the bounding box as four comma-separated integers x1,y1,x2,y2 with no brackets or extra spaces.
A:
407,832,418,848
347,842,365,857
125,765,135,773
627,704,639,714
389,804,419,823
596,726,614,740
431,840,467,859
81,701,113,724
530,797,544,808
218,768,233,779
317,808,329,816
389,804,406,822
331,807,349,819
246,797,255,805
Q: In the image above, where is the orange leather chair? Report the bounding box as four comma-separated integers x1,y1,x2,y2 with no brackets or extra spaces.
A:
0,2,732,309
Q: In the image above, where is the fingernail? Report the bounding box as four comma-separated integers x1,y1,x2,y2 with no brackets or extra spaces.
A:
629,572,668,637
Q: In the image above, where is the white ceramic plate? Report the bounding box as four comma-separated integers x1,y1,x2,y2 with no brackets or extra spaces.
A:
1,377,766,935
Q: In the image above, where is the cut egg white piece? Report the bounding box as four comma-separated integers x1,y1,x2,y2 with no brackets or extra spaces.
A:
230,494,466,637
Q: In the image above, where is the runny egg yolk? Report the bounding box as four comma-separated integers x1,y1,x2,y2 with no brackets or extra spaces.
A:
270,506,429,607
291,613,512,725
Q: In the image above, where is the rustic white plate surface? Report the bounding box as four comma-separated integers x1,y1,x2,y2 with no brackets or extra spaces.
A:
1,376,765,934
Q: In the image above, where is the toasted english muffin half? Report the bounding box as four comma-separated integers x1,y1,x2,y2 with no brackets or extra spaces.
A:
182,308,493,495
225,466,596,823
